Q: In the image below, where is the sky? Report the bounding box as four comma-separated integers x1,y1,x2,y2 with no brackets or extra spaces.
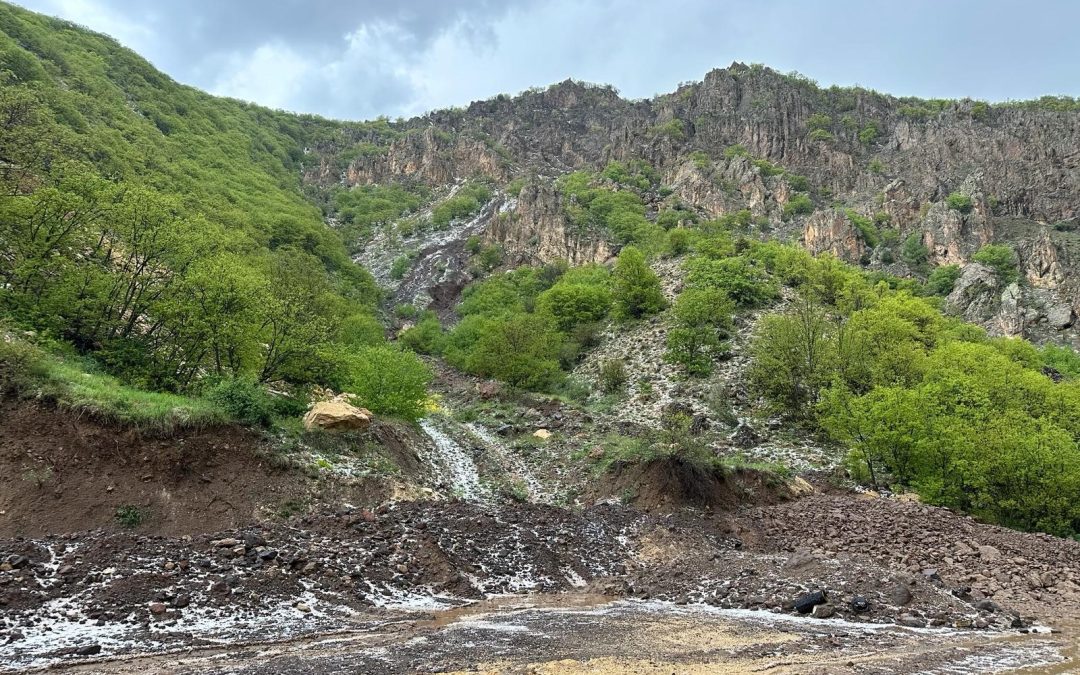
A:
14,0,1080,121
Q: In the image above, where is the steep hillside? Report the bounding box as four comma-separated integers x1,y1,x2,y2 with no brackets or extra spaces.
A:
308,66,1080,343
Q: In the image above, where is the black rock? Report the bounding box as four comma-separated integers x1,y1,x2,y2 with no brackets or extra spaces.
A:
75,644,101,656
849,595,870,613
975,599,998,613
793,590,827,614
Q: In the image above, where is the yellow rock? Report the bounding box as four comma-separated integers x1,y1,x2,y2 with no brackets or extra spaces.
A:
533,428,552,440
303,398,372,432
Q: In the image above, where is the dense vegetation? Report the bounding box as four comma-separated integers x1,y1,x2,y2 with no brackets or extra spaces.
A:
743,245,1080,537
0,3,430,422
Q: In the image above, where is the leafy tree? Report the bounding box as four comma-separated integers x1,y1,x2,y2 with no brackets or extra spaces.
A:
612,247,665,319
749,298,834,413
536,278,612,333
686,256,778,308
665,288,735,376
339,345,432,421
464,314,564,390
782,193,814,218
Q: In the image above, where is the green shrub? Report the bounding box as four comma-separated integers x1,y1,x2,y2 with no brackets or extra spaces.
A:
206,378,275,426
723,144,749,159
807,113,832,131
973,244,1018,284
399,312,445,355
808,128,833,142
0,338,45,396
923,265,961,296
946,192,974,214
858,122,880,145
115,505,146,529
901,233,930,272
665,288,735,376
783,194,814,218
612,247,665,319
339,345,432,421
599,358,629,393
687,257,778,308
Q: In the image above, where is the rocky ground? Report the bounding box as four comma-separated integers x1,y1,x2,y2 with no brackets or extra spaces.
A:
3,491,1079,672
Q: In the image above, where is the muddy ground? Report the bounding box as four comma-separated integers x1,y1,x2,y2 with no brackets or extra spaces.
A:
3,494,1080,673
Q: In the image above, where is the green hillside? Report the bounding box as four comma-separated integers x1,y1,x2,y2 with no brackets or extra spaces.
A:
0,2,417,404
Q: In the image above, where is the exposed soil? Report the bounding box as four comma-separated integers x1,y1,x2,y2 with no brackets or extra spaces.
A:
0,401,395,537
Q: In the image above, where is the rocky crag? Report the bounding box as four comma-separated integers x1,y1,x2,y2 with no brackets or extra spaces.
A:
307,63,1080,342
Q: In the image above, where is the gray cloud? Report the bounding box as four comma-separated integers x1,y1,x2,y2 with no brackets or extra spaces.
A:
14,0,1080,120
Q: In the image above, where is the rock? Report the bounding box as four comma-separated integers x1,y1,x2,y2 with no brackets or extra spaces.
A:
849,595,870,614
211,538,241,548
890,584,913,606
149,602,167,615
793,590,827,614
922,568,941,582
4,555,29,569
978,545,1001,562
811,603,835,618
1047,303,1074,329
477,381,501,400
303,397,372,432
75,644,102,656
173,595,191,609
295,602,312,613
897,614,927,628
783,549,820,573
532,429,552,440
730,420,759,448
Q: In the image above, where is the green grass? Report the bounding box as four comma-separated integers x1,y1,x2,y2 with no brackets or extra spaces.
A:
1,337,226,433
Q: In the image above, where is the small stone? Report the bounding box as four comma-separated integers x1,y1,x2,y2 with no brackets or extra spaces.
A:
149,602,167,615
295,602,311,613
978,545,1001,562
897,614,927,628
75,644,102,656
811,603,835,618
891,584,913,606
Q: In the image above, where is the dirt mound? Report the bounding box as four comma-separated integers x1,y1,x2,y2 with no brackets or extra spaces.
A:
738,492,1080,620
0,400,392,537
605,456,796,511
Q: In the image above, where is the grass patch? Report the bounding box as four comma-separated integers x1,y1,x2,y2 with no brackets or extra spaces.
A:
1,337,227,433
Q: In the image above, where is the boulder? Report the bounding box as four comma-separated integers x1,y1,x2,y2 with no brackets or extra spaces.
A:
793,590,827,614
303,397,372,432
532,429,552,440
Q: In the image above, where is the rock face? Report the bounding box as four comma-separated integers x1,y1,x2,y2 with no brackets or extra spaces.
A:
303,63,1080,338
802,209,866,262
487,183,612,265
303,397,373,432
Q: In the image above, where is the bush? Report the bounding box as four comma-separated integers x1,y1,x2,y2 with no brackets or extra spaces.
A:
0,338,45,396
339,345,432,421
901,233,929,272
923,265,961,296
612,247,665,319
808,128,834,142
858,123,880,145
390,255,411,280
536,277,612,333
783,194,814,218
665,288,735,376
599,358,629,393
398,312,445,355
973,244,1018,284
206,378,275,426
686,256,778,308
946,192,974,214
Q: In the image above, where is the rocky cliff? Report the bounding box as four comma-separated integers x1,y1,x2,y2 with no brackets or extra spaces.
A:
306,63,1080,342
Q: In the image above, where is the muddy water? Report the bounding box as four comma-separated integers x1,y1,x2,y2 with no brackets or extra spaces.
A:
35,597,1077,674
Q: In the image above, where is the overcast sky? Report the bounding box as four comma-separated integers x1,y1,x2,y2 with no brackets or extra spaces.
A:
15,0,1080,121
